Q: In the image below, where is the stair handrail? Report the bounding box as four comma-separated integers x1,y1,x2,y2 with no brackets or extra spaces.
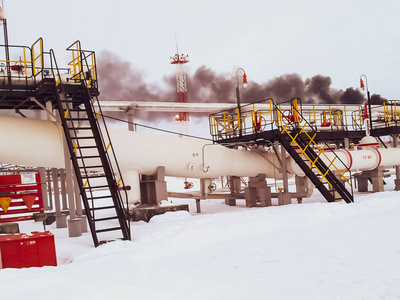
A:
274,101,353,196
69,41,130,217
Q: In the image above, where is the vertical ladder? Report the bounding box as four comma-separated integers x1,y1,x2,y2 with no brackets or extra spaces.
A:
2,19,11,87
277,105,353,203
50,49,131,247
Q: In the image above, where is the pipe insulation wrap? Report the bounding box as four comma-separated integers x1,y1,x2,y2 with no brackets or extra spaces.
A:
0,116,65,168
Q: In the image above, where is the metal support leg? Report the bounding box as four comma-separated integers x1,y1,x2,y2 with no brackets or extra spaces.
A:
195,199,201,213
52,168,67,228
392,134,400,190
38,167,49,210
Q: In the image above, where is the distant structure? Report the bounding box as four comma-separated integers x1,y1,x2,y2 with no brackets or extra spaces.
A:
170,47,189,122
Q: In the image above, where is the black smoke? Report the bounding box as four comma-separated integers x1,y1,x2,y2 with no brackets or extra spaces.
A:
97,51,386,121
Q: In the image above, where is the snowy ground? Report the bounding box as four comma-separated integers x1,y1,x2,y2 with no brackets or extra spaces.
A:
1,177,400,300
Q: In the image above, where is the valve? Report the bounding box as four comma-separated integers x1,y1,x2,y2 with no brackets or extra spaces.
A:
184,181,194,189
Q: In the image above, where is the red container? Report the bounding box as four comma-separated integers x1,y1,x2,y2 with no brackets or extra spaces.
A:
0,231,57,269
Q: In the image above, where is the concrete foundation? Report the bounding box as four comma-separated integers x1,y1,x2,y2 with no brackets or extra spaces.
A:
56,214,67,228
79,215,88,233
140,166,168,205
278,192,292,205
68,218,82,237
225,176,242,206
356,167,386,192
245,174,272,207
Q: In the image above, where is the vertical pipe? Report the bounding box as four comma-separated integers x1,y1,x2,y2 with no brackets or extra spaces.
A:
38,167,49,210
46,169,53,210
60,169,68,211
63,137,77,220
52,168,66,228
127,113,135,132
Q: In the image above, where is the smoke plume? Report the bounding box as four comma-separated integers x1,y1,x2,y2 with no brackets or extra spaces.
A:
97,51,386,121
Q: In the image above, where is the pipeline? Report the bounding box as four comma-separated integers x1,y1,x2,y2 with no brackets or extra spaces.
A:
0,115,399,203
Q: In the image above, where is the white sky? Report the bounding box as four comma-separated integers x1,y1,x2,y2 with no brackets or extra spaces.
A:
5,0,400,99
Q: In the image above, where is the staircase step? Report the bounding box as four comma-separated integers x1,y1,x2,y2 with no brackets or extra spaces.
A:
79,165,103,169
69,127,93,130
84,185,109,190
68,117,89,121
71,136,95,140
94,216,119,222
95,226,122,234
89,205,116,211
82,174,107,179
76,155,101,159
77,146,98,149
89,195,113,200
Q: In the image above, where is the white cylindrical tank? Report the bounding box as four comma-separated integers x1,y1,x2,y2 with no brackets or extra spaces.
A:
108,129,283,179
0,116,65,168
287,147,400,176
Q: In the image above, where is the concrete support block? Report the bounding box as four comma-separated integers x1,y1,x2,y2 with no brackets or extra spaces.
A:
140,166,168,206
371,176,384,193
68,218,82,237
357,177,369,192
79,215,88,233
225,198,236,206
56,214,67,228
395,179,400,191
258,187,271,207
278,192,292,205
244,187,257,207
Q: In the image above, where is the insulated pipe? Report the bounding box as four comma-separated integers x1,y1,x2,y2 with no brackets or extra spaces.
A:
286,147,400,176
0,116,65,168
108,129,283,179
0,116,283,203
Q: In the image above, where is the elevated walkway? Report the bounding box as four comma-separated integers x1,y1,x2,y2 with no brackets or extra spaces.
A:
210,98,358,203
0,38,130,247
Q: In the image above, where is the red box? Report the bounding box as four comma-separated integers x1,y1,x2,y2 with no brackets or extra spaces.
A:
0,231,57,269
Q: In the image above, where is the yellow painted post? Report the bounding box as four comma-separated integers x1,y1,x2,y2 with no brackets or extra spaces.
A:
39,39,43,70
269,99,273,124
32,46,36,76
344,106,348,127
313,105,316,125
237,108,241,131
383,102,388,123
223,112,227,134
395,101,397,121
91,54,96,80
23,47,28,77
252,104,256,128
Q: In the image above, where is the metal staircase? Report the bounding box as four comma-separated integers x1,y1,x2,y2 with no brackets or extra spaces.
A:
278,128,353,203
275,102,354,203
49,42,131,247
209,97,354,204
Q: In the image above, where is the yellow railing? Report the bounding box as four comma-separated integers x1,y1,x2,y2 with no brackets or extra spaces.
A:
67,41,96,86
278,110,351,186
68,41,82,81
31,38,43,76
210,98,400,141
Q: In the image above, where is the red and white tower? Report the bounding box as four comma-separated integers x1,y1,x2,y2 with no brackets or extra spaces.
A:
170,50,189,122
